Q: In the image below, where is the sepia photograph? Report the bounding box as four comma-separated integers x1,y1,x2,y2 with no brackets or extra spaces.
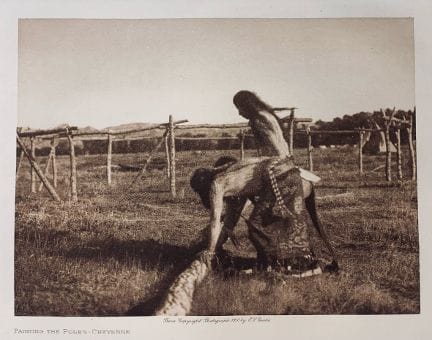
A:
13,17,420,318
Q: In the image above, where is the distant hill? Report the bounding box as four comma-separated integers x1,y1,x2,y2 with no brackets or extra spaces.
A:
103,122,157,132
79,126,99,133
19,121,247,140
103,122,244,138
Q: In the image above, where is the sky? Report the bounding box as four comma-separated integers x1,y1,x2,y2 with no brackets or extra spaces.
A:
18,18,415,129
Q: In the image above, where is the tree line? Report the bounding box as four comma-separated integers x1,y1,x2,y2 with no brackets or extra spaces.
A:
22,108,415,156
310,109,416,147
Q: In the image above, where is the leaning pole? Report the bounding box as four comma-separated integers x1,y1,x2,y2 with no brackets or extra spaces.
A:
154,253,211,316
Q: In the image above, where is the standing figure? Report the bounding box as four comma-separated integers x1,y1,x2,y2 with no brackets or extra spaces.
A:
233,90,290,157
230,91,317,271
192,91,338,274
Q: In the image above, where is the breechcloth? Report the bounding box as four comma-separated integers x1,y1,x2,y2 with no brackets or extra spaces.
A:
247,158,313,269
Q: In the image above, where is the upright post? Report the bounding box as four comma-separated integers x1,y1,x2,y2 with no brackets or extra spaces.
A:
396,127,402,180
16,147,24,177
384,124,392,182
67,131,78,201
306,127,313,171
38,149,53,192
169,115,176,198
16,135,61,202
288,108,295,155
383,108,396,182
164,133,171,179
30,137,36,193
407,111,416,181
51,137,57,188
107,133,112,185
358,130,363,175
239,130,245,160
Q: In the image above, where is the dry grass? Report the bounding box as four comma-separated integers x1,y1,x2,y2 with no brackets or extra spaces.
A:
15,148,419,315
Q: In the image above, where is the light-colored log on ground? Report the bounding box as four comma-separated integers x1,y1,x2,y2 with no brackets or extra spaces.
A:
154,258,209,316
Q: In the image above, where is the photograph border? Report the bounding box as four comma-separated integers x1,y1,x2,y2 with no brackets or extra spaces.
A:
1,1,431,339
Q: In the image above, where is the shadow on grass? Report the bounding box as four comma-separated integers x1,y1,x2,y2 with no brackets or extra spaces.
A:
63,237,205,269
125,262,198,317
63,237,208,316
125,254,261,316
125,259,194,316
17,226,205,269
17,227,207,315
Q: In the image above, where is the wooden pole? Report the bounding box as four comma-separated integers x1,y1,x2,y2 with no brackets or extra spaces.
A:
169,115,176,198
407,112,416,181
306,127,313,171
384,124,392,182
288,108,295,155
16,147,24,177
131,130,169,185
38,151,53,192
239,130,245,161
51,137,57,188
396,128,402,180
177,118,309,131
106,134,112,185
16,135,61,202
16,127,23,178
358,131,363,175
30,137,36,193
67,132,78,201
18,126,77,138
164,133,171,179
383,108,396,182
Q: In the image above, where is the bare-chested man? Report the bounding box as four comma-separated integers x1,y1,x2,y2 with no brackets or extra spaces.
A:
192,91,338,273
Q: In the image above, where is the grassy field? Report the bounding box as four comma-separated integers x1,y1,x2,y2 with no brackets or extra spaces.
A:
15,147,419,315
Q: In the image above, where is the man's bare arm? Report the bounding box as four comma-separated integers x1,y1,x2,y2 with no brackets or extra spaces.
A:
215,197,247,251
208,181,225,252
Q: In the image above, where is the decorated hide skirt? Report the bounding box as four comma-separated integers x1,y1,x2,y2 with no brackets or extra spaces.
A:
246,158,316,271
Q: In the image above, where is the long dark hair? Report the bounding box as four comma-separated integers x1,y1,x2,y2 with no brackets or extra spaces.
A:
233,90,281,123
233,90,273,113
190,156,238,209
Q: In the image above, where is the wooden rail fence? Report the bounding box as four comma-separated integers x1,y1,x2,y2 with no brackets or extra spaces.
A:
16,110,416,202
